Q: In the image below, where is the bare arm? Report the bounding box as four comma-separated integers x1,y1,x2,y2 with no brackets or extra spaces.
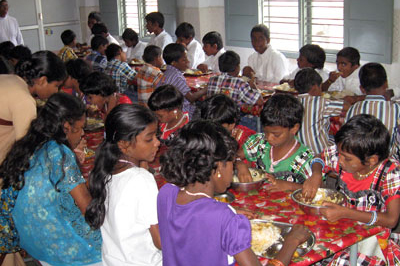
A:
149,224,162,249
234,248,262,266
185,87,207,103
70,183,92,215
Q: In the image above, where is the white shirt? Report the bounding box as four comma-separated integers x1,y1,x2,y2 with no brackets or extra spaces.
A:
202,47,226,73
123,41,147,61
101,167,162,266
186,39,205,69
328,66,363,95
148,30,173,50
107,34,120,45
284,67,330,82
0,15,23,45
247,44,288,83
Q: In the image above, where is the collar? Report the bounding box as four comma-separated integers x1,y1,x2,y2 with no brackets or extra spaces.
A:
365,95,386,100
166,64,182,73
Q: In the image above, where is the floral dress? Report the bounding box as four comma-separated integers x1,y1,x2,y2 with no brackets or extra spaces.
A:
0,185,20,254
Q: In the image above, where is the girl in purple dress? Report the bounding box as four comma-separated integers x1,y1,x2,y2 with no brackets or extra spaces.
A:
158,120,310,266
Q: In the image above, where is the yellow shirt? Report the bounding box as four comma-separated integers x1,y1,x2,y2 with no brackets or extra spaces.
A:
58,45,78,62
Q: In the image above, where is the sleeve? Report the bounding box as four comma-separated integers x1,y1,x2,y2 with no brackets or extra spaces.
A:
174,74,191,97
16,22,24,45
121,62,137,80
221,211,252,256
321,145,340,173
270,52,288,83
243,133,265,162
381,164,400,205
11,97,36,140
240,83,262,105
323,99,344,119
135,170,159,226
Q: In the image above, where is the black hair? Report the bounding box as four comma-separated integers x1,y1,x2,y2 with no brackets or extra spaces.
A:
163,43,185,65
142,45,162,64
0,41,15,59
148,85,184,111
15,50,67,87
199,94,240,125
202,31,223,50
105,43,122,61
335,114,390,164
337,47,360,66
0,93,85,190
85,104,157,229
61,29,76,46
122,28,139,43
160,120,237,187
145,12,165,28
299,44,326,69
88,11,101,22
65,58,92,84
175,22,195,39
91,22,108,35
218,50,240,73
260,93,303,128
251,24,270,40
80,72,117,97
294,68,322,94
0,58,9,74
90,35,108,50
359,62,387,92
9,45,31,62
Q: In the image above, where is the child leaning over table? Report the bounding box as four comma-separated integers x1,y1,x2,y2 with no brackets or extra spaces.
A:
303,114,400,265
236,93,314,191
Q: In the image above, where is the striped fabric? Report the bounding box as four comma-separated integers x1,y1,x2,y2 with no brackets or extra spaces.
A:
297,94,343,154
345,95,400,158
58,46,78,62
105,59,136,94
135,64,163,106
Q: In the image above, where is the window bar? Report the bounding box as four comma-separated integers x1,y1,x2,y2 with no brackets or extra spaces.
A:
138,0,146,37
305,0,312,44
299,0,305,48
120,0,127,35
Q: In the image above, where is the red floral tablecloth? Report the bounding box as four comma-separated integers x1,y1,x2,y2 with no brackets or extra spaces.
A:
80,129,104,179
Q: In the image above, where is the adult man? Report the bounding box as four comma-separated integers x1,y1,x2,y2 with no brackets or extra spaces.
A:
0,0,23,45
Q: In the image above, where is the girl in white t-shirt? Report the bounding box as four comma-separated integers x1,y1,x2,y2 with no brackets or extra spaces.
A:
85,104,162,266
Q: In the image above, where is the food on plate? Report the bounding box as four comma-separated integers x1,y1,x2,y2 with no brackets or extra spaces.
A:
214,196,230,203
36,99,46,107
294,189,344,206
130,58,145,65
233,168,264,183
185,69,203,75
213,192,235,203
273,82,296,92
85,148,95,158
251,221,282,255
322,91,355,99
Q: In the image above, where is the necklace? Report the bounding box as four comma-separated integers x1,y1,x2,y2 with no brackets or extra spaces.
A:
269,139,298,173
118,159,136,167
180,188,211,198
163,113,188,135
356,162,382,179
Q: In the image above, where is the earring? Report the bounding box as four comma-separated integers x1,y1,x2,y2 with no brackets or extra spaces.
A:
217,172,221,178
174,110,178,119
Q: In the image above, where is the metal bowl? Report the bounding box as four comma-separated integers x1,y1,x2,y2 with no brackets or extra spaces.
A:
231,168,266,192
291,188,346,215
214,191,235,203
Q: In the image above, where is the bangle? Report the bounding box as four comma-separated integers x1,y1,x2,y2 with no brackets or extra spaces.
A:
310,158,325,169
235,157,242,161
268,259,285,266
366,211,377,226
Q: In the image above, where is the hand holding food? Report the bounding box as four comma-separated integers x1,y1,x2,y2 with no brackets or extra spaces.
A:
328,71,342,83
320,201,346,222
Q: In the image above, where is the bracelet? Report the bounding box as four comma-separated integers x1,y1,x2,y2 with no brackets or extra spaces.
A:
268,259,285,266
366,211,377,226
235,157,242,161
310,158,325,169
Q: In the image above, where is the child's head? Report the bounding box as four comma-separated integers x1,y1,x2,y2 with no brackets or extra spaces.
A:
148,85,184,124
86,104,159,229
90,35,108,54
88,11,101,29
91,22,108,37
175,22,195,46
105,43,124,61
61,29,76,46
160,120,237,193
163,43,188,71
9,45,31,66
218,50,240,75
122,28,139,48
0,41,14,59
142,45,163,67
250,24,270,54
145,12,165,33
261,94,303,146
199,94,240,133
15,50,67,99
298,44,326,69
294,68,322,95
336,47,360,78
64,58,92,90
359,62,387,94
80,72,118,110
202,31,223,56
335,114,390,173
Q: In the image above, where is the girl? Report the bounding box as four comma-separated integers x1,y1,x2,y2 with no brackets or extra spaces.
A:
0,93,102,266
158,120,310,266
63,58,92,99
85,104,162,266
303,114,400,265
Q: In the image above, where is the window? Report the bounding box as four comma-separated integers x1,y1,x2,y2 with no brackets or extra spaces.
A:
120,0,158,37
263,0,344,54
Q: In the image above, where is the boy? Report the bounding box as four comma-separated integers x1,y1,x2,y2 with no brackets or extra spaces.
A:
86,11,101,45
122,28,146,62
207,50,263,107
281,44,329,85
58,29,78,62
9,45,31,66
236,93,314,191
145,12,173,50
91,22,119,45
104,43,137,100
242,24,288,83
322,47,362,95
197,31,225,73
134,45,164,106
345,62,400,159
85,35,108,72
294,68,345,154
175,22,205,69
157,43,206,118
